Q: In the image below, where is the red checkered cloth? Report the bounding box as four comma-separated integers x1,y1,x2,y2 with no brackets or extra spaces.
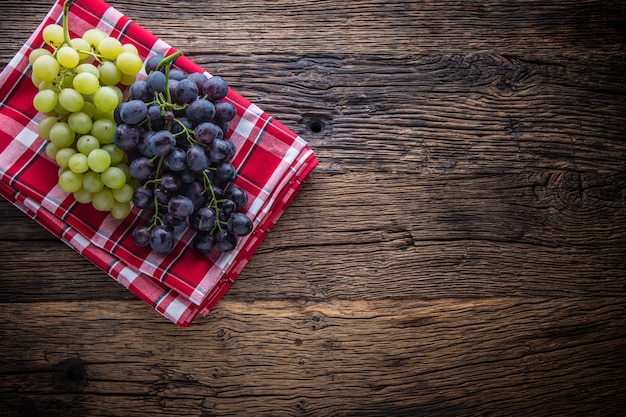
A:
0,0,318,326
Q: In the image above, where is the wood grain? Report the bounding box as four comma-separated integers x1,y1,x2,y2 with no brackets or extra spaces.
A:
1,0,626,416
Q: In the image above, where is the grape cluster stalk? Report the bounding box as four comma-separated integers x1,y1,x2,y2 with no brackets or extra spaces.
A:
30,0,143,219
119,53,253,254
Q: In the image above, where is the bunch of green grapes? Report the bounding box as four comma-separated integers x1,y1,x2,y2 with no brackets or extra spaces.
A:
29,1,142,220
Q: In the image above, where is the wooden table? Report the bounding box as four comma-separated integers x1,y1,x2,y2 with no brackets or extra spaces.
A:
1,1,626,416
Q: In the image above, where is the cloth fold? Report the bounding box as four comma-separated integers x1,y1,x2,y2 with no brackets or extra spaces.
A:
0,0,318,326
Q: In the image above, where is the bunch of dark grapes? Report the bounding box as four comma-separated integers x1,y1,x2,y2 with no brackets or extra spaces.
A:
116,52,253,254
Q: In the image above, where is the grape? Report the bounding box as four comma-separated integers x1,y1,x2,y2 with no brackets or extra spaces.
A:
228,212,253,237
119,100,148,125
116,51,143,75
144,54,164,74
132,226,151,246
57,46,80,68
218,199,236,222
58,88,84,113
114,123,141,150
129,157,155,181
215,230,237,252
29,48,52,65
82,28,107,49
148,130,176,156
169,69,187,81
76,135,100,155
149,225,174,253
227,186,248,210
164,147,187,171
168,195,195,219
91,118,116,144
83,171,104,193
98,37,123,59
92,188,115,211
132,186,154,210
49,122,75,148
111,201,131,220
214,101,236,122
186,98,215,124
38,116,58,140
186,145,210,172
68,112,93,134
160,173,182,193
98,61,122,86
87,149,112,173
58,170,83,193
55,147,76,168
174,78,199,104
93,86,119,112
33,90,58,113
202,76,229,101
130,80,152,102
70,37,91,60
147,71,167,93
42,24,64,48
101,166,127,189
215,162,237,183
32,55,60,82
191,207,216,232
193,233,215,254
208,138,236,163
68,152,89,173
147,105,161,119
74,187,92,204
163,214,187,235
73,72,100,95
76,63,100,77
112,183,134,203
181,181,206,209
102,144,125,164
193,122,222,144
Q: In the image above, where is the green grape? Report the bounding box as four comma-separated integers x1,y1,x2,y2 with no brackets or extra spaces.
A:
58,170,84,193
112,183,134,203
110,200,131,220
32,55,60,82
67,111,92,134
87,148,111,173
82,171,104,193
121,43,138,55
102,144,124,164
81,101,96,118
97,61,122,86
97,37,123,59
72,72,99,95
73,187,92,204
38,116,58,140
53,101,70,116
75,63,100,78
29,48,52,65
119,71,137,86
31,73,43,88
37,80,55,91
90,118,116,143
48,121,75,148
60,72,76,89
33,89,58,114
93,86,119,113
42,24,64,48
58,88,84,113
115,51,142,75
101,166,126,189
70,37,91,60
68,152,89,173
91,187,114,211
56,46,80,68
76,134,100,155
82,28,107,49
44,141,59,160
55,147,76,168
112,162,132,182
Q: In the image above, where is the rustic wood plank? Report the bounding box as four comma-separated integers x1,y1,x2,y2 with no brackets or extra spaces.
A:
1,297,625,417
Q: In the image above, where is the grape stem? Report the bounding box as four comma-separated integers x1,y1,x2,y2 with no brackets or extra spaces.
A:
61,0,76,46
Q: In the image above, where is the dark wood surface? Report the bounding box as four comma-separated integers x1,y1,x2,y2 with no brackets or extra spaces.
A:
1,1,626,416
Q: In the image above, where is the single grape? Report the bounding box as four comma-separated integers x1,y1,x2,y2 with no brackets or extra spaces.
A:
129,157,155,181
70,37,91,60
112,183,134,203
67,111,93,134
132,226,151,246
68,152,89,174
147,104,161,119
58,169,84,193
42,24,64,48
129,80,152,102
202,76,229,102
187,72,209,92
191,207,216,232
93,86,119,112
228,212,253,237
214,101,236,122
82,171,104,193
163,147,187,171
33,90,58,114
167,195,195,219
174,78,199,104
114,123,141,150
137,130,156,157
32,55,60,83
110,200,132,220
116,51,143,75
101,166,127,189
87,148,112,173
186,98,215,124
147,71,167,93
58,88,84,113
91,118,116,144
215,162,237,183
75,63,100,77
215,230,237,252
73,187,92,204
163,214,187,235
102,143,125,164
208,138,236,163
149,225,174,253
169,69,187,81
55,147,76,168
73,72,100,95
56,46,80,68
98,60,122,86
186,145,210,172
49,121,75,148
38,116,58,141
82,28,107,49
193,122,222,144
144,54,164,73
227,186,248,210
119,99,148,125
218,199,237,222
160,173,182,193
28,48,52,65
98,37,123,59
92,187,115,211
132,186,154,210
148,130,176,156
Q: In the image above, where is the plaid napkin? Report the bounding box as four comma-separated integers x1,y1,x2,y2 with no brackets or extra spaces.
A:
0,0,318,326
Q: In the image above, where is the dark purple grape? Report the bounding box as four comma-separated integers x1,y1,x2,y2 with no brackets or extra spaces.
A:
180,168,197,184
114,123,141,150
147,70,167,93
186,145,210,172
164,147,187,171
174,78,199,104
193,122,222,145
168,69,187,81
129,157,155,181
202,76,228,102
227,186,248,210
154,186,171,205
182,181,206,209
209,138,236,163
119,99,148,125
145,54,164,73
132,186,154,209
191,207,216,232
215,230,237,252
215,162,237,183
193,232,215,254
163,213,187,235
132,226,151,246
168,195,195,219
228,212,253,237
188,72,209,92
147,104,161,119
214,101,236,122
148,130,176,156
186,98,215,125
149,225,174,253
160,172,182,193
137,131,156,157
218,199,236,222
129,80,152,102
